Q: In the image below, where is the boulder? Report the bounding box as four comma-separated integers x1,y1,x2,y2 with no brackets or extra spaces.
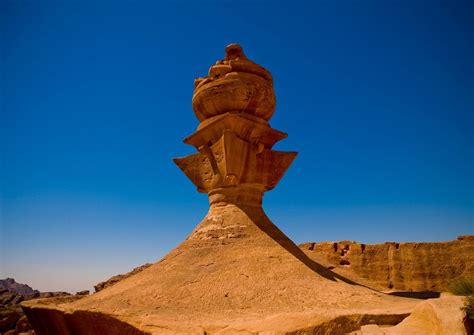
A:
16,315,33,332
351,295,469,335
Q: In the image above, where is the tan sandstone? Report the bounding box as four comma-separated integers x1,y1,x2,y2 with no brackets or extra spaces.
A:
300,235,474,292
350,295,469,335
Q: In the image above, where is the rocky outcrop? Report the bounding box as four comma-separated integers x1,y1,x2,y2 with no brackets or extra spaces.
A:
0,278,39,296
38,292,72,299
0,279,73,335
94,263,152,293
1,288,34,335
300,235,474,292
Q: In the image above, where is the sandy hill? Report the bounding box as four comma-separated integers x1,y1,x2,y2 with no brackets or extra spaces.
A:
23,203,422,334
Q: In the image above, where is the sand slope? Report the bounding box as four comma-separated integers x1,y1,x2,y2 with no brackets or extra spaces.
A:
23,204,420,334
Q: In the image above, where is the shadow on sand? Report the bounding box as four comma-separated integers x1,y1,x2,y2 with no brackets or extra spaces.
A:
239,204,374,288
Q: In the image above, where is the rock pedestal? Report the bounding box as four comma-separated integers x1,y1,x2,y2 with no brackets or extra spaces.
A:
175,43,297,207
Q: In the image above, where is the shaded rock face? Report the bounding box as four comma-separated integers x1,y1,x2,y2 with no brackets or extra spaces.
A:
300,235,474,292
1,288,34,334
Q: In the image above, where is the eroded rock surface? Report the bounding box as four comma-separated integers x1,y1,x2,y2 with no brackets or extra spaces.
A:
300,235,474,292
22,203,419,334
94,235,474,297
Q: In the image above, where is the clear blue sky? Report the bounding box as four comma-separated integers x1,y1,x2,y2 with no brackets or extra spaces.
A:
1,0,473,293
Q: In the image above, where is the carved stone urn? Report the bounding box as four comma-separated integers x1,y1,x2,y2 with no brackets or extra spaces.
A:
192,44,276,123
175,43,296,208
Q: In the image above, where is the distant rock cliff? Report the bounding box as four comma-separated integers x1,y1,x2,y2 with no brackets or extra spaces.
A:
94,263,153,292
300,235,474,292
0,278,39,296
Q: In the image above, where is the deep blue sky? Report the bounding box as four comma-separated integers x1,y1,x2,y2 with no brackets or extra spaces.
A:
1,0,473,292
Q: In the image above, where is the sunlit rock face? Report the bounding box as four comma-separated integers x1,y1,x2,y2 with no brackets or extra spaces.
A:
21,45,465,335
300,235,474,292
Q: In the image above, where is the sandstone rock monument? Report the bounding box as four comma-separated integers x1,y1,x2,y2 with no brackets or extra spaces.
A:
22,45,467,334
174,43,296,214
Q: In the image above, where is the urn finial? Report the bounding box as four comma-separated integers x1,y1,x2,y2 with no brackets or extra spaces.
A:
225,43,246,61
